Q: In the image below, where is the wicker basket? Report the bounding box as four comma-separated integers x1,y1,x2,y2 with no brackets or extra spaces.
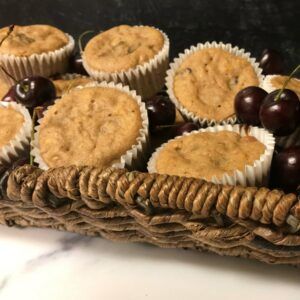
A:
1,164,300,266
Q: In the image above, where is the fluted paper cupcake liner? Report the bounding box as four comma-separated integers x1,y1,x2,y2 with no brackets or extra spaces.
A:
166,42,264,127
0,101,31,164
262,75,300,97
31,81,149,171
0,34,75,85
148,124,275,187
82,26,170,99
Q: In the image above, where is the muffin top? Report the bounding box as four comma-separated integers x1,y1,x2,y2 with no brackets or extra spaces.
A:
38,86,142,168
83,25,164,72
270,75,300,96
154,131,265,180
173,48,259,121
0,25,69,56
52,76,94,97
0,105,24,147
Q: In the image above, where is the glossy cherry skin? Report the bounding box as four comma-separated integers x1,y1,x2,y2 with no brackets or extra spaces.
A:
173,122,199,136
259,48,284,75
68,51,88,75
14,76,56,108
234,86,268,125
259,89,300,136
1,86,16,102
146,94,176,131
271,146,300,193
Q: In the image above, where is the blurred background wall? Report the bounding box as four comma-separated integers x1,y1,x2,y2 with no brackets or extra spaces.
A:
0,0,298,70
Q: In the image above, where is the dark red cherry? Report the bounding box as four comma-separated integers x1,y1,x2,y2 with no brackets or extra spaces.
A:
68,51,88,75
259,89,300,136
270,146,300,193
259,49,284,75
234,86,268,125
14,76,56,109
146,94,176,131
173,122,199,136
1,86,16,102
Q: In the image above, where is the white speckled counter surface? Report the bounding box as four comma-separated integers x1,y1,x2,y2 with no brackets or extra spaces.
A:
1,226,299,300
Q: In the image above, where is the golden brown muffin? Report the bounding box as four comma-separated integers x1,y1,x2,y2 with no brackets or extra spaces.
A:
0,106,24,147
83,25,164,72
173,48,260,121
270,75,300,96
154,131,265,180
0,79,9,99
52,76,94,97
0,25,69,56
38,86,142,168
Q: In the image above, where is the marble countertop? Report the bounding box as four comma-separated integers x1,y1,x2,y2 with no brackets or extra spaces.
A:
1,225,300,300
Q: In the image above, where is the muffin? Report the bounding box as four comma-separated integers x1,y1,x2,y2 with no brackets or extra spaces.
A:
32,82,148,170
263,75,300,97
148,125,275,187
0,79,9,100
166,42,264,126
0,101,31,164
0,25,74,84
82,25,169,98
51,73,95,97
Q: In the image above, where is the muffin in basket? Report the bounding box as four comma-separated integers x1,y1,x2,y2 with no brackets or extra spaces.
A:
166,42,264,126
82,25,169,98
0,24,74,84
51,73,95,97
0,101,31,164
148,124,275,187
0,78,9,99
32,82,149,170
262,75,300,97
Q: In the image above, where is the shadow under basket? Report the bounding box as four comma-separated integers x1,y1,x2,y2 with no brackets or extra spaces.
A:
1,164,300,266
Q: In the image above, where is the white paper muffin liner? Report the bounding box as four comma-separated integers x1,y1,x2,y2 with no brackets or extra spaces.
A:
166,42,264,126
148,124,275,187
31,81,149,171
82,26,170,99
262,75,300,98
0,34,75,85
0,101,31,164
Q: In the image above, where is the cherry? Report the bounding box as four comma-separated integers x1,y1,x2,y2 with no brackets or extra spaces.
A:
1,86,16,102
259,89,300,136
259,48,284,75
173,122,199,136
270,146,300,193
13,76,56,109
146,94,176,132
234,86,268,125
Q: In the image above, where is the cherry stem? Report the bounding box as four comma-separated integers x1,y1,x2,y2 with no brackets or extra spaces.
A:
0,24,14,47
30,107,42,165
275,64,300,101
78,30,94,53
0,65,17,83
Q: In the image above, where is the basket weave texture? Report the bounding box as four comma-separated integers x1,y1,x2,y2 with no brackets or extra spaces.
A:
1,164,300,265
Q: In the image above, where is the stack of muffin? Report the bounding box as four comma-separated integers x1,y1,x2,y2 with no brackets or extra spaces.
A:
0,23,299,188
